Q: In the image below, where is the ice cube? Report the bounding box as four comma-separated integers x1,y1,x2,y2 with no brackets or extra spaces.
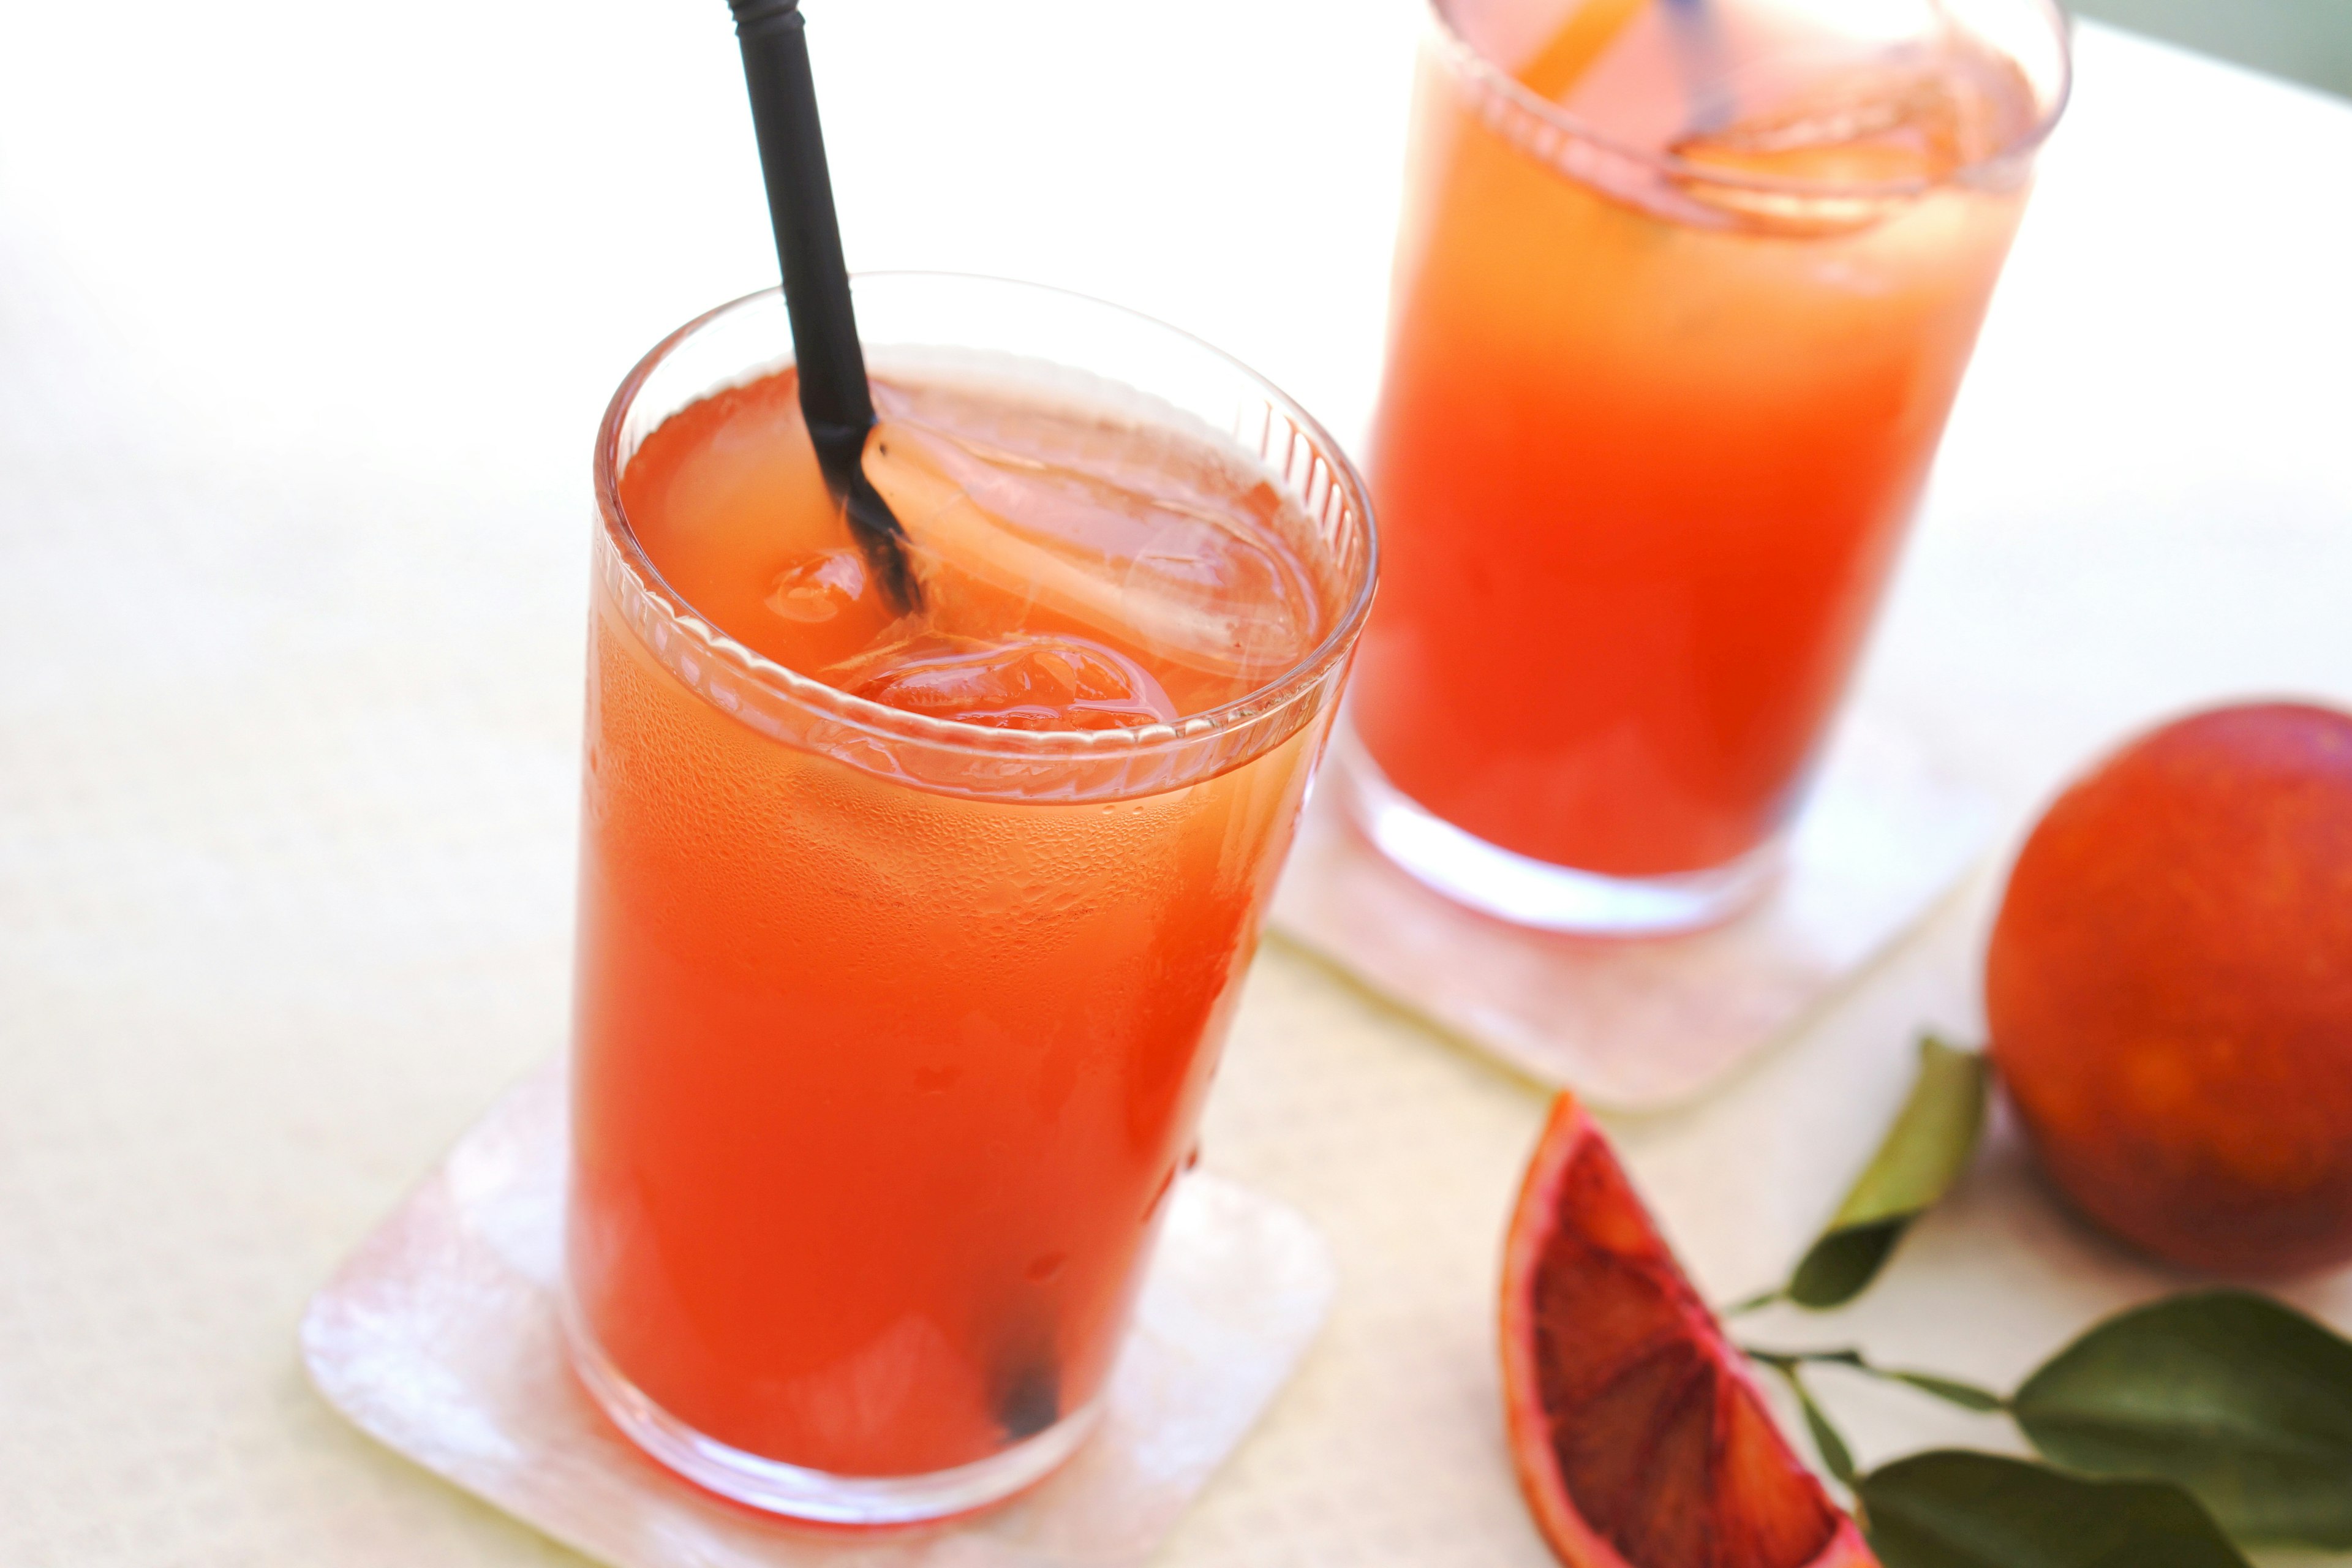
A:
764,548,870,624
1677,39,2035,179
825,630,1180,731
1668,33,2037,229
860,385,1321,688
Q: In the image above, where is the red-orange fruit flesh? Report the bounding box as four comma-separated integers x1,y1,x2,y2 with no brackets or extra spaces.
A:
1501,1096,1877,1568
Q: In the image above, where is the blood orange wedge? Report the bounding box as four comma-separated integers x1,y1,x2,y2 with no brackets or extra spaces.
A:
1501,1096,1877,1568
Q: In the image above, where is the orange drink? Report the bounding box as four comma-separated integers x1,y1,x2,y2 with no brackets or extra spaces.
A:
564,277,1374,1523
1348,0,2068,931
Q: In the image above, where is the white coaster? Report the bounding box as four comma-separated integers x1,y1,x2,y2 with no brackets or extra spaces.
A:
301,1062,1336,1568
1271,717,1994,1110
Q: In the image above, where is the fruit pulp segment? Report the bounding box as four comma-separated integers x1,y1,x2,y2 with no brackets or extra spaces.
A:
1354,0,2037,878
568,369,1332,1478
1502,1099,1867,1568
1531,1133,1839,1566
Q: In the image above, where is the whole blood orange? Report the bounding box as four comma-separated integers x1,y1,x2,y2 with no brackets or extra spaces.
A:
1501,1096,1876,1568
1987,701,2352,1276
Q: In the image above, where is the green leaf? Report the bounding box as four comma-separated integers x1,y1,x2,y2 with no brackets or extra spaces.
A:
1799,1389,1859,1490
1760,1358,1860,1488
2013,1290,2352,1548
1787,1036,1988,1309
1890,1370,2008,1414
1745,1345,2008,1417
1860,1451,2252,1568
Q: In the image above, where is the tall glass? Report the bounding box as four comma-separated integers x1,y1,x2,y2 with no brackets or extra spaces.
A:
1348,0,2070,933
562,277,1374,1525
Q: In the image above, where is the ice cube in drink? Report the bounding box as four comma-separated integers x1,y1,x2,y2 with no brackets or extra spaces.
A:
617,363,1324,725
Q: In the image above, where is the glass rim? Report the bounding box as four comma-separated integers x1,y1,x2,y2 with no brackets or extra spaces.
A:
593,273,1379,764
1427,0,2073,203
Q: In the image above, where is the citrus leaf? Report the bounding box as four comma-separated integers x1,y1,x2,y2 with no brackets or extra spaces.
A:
1757,1356,1860,1488
1801,1394,1859,1490
1860,1451,2252,1568
1744,1345,2006,1414
1787,1036,1988,1310
2013,1291,2352,1548
1890,1370,2007,1414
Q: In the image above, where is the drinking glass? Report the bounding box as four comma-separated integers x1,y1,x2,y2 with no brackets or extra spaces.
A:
562,276,1374,1523
1347,0,2070,933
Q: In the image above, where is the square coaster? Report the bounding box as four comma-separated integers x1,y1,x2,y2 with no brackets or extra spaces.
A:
301,1062,1336,1568
1270,717,1994,1110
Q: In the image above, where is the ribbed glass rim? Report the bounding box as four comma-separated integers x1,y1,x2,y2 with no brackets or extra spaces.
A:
1428,0,2073,202
593,274,1379,764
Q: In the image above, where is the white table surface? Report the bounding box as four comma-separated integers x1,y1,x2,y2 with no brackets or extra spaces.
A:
2,3,2349,1564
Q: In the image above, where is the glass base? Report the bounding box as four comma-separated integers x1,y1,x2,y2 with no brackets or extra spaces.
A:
1335,734,1785,937
564,1307,1099,1526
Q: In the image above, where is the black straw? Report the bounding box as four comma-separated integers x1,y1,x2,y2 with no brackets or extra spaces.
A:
729,0,921,612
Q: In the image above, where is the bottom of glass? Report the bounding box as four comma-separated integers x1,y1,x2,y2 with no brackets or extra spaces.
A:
1335,733,1785,937
564,1307,1100,1526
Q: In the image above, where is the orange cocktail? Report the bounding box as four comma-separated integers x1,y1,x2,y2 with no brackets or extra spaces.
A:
1349,0,2068,931
564,277,1373,1523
